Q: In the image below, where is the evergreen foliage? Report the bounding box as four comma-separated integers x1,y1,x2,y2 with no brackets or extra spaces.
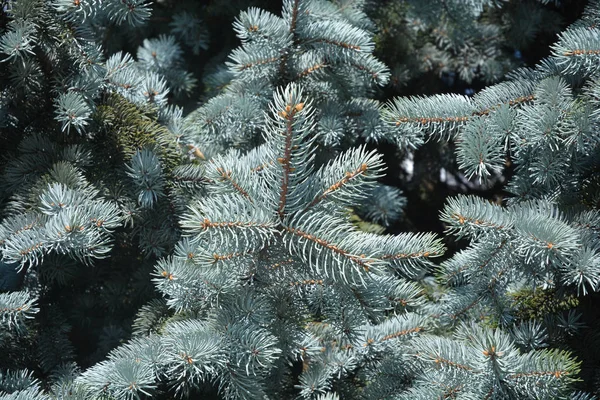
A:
0,0,599,399
372,0,564,88
182,0,391,155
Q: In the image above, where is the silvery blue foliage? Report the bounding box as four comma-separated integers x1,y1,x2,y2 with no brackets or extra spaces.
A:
0,0,599,399
358,184,406,227
182,0,391,157
126,149,165,209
